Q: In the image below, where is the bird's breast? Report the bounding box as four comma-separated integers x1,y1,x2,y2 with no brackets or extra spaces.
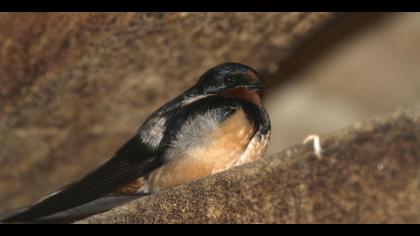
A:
144,107,257,193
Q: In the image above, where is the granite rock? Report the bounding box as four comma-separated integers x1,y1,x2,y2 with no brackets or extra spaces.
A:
79,106,420,224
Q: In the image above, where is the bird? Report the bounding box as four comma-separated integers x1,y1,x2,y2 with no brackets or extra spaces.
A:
1,62,271,223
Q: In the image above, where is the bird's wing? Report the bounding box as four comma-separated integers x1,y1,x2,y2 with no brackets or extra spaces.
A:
1,135,163,223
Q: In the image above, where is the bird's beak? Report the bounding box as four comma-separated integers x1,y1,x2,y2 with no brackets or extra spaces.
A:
242,80,268,90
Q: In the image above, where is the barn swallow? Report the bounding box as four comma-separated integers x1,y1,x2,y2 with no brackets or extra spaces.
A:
1,62,271,223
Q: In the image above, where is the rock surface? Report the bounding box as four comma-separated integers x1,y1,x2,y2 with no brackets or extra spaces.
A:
0,13,336,215
79,105,420,224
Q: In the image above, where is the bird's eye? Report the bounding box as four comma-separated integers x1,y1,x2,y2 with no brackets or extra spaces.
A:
224,75,235,84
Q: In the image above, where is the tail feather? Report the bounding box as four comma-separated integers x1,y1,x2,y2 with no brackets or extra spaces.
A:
1,194,142,224
0,135,160,223
0,207,31,223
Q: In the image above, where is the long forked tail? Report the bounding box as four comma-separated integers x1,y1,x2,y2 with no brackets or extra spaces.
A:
1,194,141,223
1,135,160,223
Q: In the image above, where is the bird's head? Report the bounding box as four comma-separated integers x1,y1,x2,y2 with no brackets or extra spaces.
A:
194,63,268,105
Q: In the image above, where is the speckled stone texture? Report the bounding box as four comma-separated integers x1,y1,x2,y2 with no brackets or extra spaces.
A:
78,106,420,224
0,13,336,215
